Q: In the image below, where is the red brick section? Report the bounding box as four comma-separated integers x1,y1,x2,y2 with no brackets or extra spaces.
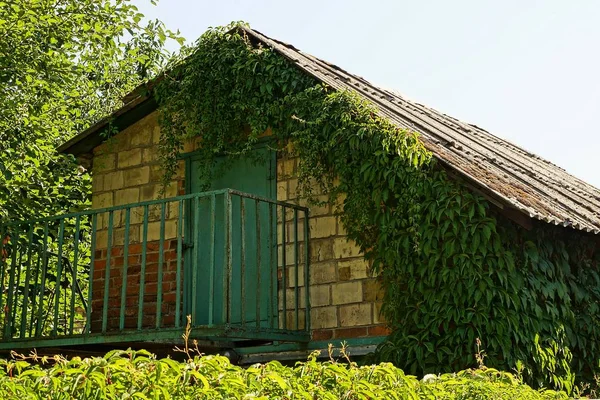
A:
311,326,391,341
91,239,182,332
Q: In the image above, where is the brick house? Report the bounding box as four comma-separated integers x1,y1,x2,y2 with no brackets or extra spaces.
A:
0,26,598,363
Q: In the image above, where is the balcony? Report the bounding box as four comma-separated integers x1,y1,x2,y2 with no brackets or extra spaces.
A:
0,189,310,351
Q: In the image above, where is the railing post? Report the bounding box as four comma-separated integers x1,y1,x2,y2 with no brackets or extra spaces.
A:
226,191,233,324
269,202,276,330
86,215,97,335
240,196,246,327
20,224,34,338
192,196,200,325
175,200,183,328
255,199,261,330
156,203,166,329
0,224,8,338
119,208,130,331
101,211,113,333
70,216,81,335
293,209,299,331
208,194,216,326
0,225,6,338
281,205,287,330
137,205,149,330
53,219,65,336
4,230,18,339
304,209,311,333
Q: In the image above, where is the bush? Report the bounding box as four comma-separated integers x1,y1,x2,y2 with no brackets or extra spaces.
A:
0,348,566,399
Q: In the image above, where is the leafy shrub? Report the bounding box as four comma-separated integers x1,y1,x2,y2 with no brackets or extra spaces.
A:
0,349,566,399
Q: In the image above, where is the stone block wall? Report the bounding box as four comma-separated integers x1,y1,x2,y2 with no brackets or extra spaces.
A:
89,111,389,340
276,152,389,340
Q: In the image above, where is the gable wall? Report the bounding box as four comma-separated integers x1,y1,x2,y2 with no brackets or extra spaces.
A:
90,111,389,340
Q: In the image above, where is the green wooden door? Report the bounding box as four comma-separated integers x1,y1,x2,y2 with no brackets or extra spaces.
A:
187,147,275,327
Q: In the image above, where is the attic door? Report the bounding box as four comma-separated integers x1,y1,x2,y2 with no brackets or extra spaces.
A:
186,146,275,328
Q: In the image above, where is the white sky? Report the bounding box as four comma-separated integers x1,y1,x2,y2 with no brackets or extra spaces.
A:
134,0,600,187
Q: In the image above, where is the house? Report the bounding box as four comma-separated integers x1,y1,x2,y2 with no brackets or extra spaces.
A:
0,26,598,365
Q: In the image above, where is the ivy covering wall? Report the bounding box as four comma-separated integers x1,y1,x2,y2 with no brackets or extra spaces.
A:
152,24,600,393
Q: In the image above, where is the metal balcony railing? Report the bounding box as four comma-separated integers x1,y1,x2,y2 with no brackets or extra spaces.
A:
0,189,310,348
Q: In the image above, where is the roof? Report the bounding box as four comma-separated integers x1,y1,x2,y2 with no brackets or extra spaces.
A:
59,26,600,234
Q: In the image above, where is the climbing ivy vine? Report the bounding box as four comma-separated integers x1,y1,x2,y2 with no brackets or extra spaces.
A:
153,23,600,394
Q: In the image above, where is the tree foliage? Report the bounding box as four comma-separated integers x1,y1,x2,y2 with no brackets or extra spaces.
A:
153,25,600,394
0,0,180,223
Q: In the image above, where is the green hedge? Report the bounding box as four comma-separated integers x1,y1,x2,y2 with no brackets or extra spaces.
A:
0,349,566,399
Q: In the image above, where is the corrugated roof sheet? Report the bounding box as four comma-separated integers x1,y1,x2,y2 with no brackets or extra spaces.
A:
243,27,600,234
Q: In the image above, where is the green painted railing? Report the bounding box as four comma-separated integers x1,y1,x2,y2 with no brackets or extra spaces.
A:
0,189,310,347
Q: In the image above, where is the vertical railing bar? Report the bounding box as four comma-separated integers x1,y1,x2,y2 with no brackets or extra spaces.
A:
191,196,200,326
101,211,114,333
255,199,261,330
240,197,246,327
191,196,200,328
52,219,65,336
304,210,311,333
37,222,50,336
29,234,42,336
10,249,23,337
19,224,34,338
119,208,131,331
0,226,6,338
281,205,287,330
138,205,149,330
226,191,233,324
269,202,276,329
294,209,299,331
208,194,216,326
0,225,5,322
5,228,18,338
156,202,166,329
69,216,81,335
175,200,183,328
222,194,228,324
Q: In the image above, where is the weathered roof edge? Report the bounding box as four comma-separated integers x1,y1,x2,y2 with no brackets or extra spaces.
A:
58,26,600,235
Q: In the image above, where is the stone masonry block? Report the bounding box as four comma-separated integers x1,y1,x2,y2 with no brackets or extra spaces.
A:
309,284,331,307
332,281,363,305
277,181,287,201
362,278,385,302
310,306,337,329
374,301,386,324
152,125,161,144
92,174,104,193
309,216,337,239
93,153,116,173
339,303,372,327
309,239,334,263
309,262,337,284
130,127,152,147
333,237,362,259
147,219,178,242
337,216,347,236
115,188,140,206
92,192,113,209
104,170,124,191
124,167,150,187
338,258,369,281
118,148,142,169
142,148,158,164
